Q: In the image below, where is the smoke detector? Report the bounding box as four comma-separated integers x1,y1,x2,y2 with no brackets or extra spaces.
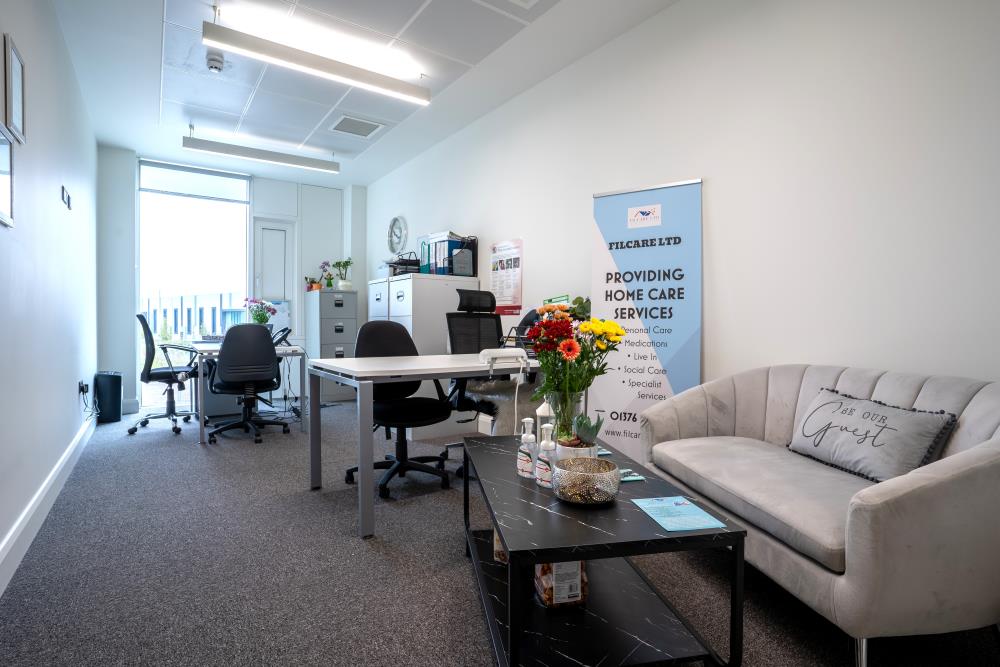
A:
207,50,224,74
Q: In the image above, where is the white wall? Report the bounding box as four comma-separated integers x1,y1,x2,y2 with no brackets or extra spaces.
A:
96,145,138,412
368,0,1000,381
0,0,97,591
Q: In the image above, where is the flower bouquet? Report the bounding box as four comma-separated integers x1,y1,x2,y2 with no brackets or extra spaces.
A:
525,301,625,446
245,297,277,324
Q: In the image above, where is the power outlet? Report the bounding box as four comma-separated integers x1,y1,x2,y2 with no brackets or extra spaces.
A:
78,381,89,395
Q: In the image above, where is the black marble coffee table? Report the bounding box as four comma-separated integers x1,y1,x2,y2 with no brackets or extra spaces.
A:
463,435,746,667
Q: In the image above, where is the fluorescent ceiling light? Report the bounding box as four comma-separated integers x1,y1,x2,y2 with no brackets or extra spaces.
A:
202,22,431,106
182,136,340,174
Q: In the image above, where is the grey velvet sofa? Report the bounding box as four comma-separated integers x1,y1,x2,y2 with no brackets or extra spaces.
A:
639,364,1000,666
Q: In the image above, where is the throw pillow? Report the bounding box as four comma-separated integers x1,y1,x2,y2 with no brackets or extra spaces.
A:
789,388,957,482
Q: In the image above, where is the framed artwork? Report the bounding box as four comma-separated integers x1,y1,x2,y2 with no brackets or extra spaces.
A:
5,35,24,144
0,124,12,227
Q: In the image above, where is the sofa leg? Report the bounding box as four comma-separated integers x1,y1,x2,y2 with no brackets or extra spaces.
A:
854,637,867,667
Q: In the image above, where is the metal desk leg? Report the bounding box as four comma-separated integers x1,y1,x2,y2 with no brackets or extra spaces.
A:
357,381,375,539
310,372,322,489
299,354,307,433
198,354,207,445
729,538,745,667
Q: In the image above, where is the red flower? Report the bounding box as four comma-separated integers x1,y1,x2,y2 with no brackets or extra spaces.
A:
558,338,581,361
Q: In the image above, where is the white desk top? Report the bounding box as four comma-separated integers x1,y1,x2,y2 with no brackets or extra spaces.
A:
309,353,537,380
192,342,305,357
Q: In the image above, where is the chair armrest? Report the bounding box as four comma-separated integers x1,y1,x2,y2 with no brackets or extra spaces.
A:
835,439,1000,637
159,343,197,371
638,385,712,465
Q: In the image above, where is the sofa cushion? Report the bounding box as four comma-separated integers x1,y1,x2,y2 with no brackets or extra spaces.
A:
652,437,874,572
789,388,957,482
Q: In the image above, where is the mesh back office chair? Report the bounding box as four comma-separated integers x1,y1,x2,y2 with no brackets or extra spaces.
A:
344,320,451,499
446,289,505,417
206,324,290,444
128,314,201,436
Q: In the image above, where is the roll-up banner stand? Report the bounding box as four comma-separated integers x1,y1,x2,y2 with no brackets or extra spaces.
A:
590,179,702,460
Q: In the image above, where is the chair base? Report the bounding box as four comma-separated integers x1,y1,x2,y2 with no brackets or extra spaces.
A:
345,428,449,498
127,384,202,436
207,398,289,444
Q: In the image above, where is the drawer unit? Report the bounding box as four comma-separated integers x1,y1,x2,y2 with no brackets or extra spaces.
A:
387,276,413,316
368,279,389,318
319,291,358,318
321,343,355,360
322,317,357,344
305,288,360,403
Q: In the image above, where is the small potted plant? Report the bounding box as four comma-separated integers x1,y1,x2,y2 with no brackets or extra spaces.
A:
319,261,334,288
304,276,317,292
332,257,353,290
245,297,277,331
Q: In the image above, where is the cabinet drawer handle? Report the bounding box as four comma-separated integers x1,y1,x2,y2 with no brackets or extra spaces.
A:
375,293,382,302
334,348,345,358
334,298,344,307
396,291,405,301
334,324,344,333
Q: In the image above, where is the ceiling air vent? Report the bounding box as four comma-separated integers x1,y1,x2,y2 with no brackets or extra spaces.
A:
330,115,384,139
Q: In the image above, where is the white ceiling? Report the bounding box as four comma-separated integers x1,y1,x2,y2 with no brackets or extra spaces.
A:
53,0,674,187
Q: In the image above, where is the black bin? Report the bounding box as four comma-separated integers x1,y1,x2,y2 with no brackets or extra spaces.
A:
94,371,123,423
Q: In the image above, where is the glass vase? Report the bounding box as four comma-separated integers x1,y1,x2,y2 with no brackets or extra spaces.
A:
545,391,584,443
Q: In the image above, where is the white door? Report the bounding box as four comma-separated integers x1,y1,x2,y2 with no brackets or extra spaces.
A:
253,217,296,331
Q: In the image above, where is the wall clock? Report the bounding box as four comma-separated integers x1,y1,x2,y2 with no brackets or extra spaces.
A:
388,216,407,253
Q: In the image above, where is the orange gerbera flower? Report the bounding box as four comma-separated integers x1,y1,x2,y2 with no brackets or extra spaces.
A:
558,338,581,361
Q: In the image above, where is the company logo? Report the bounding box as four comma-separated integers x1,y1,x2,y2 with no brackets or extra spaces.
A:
627,204,662,229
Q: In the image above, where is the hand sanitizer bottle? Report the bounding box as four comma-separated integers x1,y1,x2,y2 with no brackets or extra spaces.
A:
517,417,536,479
535,423,555,488
536,397,555,432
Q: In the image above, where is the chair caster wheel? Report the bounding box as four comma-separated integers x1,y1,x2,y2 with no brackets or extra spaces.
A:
172,426,182,435
282,426,290,434
203,417,210,425
208,436,216,444
140,419,149,427
254,436,262,444
182,416,191,423
378,487,391,499
127,427,137,435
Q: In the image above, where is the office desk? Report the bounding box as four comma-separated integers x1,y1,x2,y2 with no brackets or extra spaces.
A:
192,342,306,445
308,354,538,539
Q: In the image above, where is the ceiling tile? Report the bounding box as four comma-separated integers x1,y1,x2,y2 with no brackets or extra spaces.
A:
163,23,264,88
335,88,417,124
257,66,352,106
400,0,523,65
295,0,427,36
161,100,242,135
242,89,331,131
237,118,313,146
162,66,254,116
308,128,384,157
393,41,471,95
164,0,216,31
475,0,559,24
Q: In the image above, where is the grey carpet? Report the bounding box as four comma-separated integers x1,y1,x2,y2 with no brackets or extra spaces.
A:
0,406,997,666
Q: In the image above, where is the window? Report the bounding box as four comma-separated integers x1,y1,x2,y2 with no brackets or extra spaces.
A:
138,160,250,406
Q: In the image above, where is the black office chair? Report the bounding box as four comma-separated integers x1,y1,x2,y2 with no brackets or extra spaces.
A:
344,320,451,499
129,314,200,436
206,323,290,444
446,289,505,418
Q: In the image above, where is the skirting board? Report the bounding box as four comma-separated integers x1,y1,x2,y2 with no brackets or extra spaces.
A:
0,416,96,598
123,398,140,415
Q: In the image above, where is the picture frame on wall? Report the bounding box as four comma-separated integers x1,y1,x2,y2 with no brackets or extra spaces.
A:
5,34,24,144
0,124,13,228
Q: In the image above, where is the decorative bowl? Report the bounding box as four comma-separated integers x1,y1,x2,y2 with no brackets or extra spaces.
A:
552,457,620,505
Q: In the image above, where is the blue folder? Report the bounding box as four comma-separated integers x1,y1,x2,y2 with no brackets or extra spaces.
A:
632,496,726,531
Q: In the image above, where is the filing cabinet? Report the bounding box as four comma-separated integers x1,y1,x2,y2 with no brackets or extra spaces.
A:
305,289,359,401
366,273,480,438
